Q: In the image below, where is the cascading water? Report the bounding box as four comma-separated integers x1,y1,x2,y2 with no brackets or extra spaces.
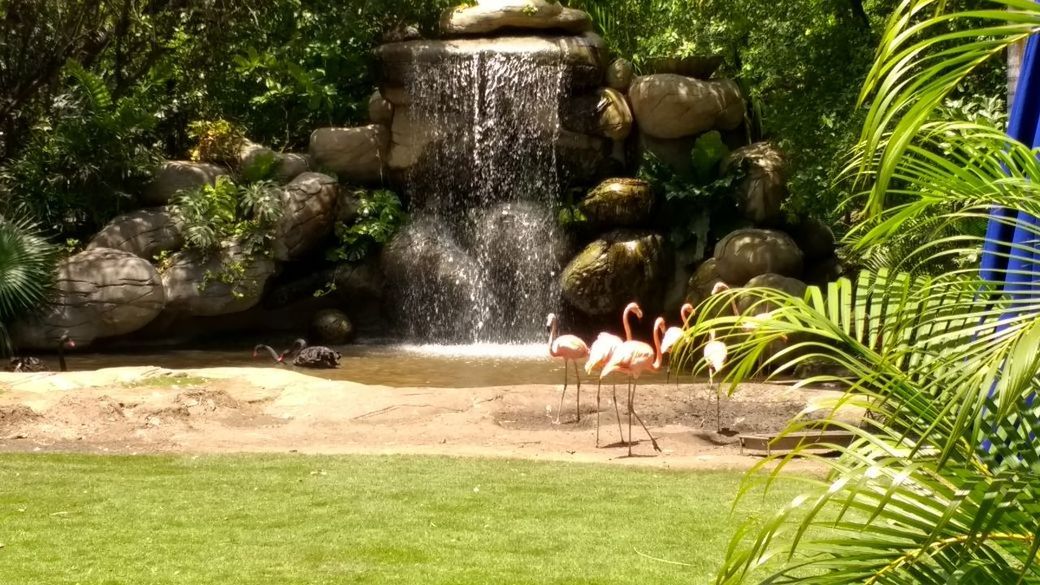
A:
393,50,569,343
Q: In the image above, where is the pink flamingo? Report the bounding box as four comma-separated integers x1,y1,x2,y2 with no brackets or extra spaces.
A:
585,302,642,447
546,313,590,424
601,316,667,456
662,303,695,384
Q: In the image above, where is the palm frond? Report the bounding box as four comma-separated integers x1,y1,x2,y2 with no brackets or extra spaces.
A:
0,216,57,356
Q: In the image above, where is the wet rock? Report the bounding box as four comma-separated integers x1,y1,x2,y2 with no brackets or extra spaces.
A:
381,217,490,339
606,58,634,91
272,172,339,261
579,178,653,228
13,248,165,349
144,161,227,205
556,130,612,186
628,75,745,140
88,207,183,260
162,243,276,317
596,88,633,142
310,309,354,344
440,0,592,36
309,125,389,185
333,260,385,300
714,228,804,285
725,142,787,226
377,33,608,94
561,230,669,317
369,90,394,126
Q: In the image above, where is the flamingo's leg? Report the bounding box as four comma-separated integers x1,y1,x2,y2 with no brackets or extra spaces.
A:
611,382,624,444
573,360,582,423
627,378,635,457
555,360,569,425
595,377,602,447
630,407,662,453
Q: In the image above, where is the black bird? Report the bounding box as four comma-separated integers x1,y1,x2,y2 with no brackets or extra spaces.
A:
6,334,75,372
280,338,340,369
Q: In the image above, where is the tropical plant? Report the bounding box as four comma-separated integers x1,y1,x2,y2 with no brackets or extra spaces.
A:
172,176,281,256
0,217,57,356
667,1,1040,582
326,189,406,263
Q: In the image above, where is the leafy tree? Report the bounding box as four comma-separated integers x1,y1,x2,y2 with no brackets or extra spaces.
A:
669,1,1040,582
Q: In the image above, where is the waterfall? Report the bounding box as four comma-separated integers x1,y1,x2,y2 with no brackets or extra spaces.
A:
393,50,568,343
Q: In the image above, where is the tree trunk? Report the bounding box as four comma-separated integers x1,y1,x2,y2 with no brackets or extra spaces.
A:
1008,38,1027,112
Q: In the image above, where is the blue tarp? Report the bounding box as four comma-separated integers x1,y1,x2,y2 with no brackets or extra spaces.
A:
980,35,1040,298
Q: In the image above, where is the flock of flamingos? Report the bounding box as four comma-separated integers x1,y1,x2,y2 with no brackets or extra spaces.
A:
546,282,740,456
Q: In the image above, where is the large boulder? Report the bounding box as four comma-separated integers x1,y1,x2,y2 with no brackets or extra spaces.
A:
561,230,669,317
161,243,276,317
381,217,491,340
714,228,804,285
144,161,227,205
87,207,183,260
440,0,592,36
272,172,339,261
628,75,745,140
685,258,724,305
725,142,788,226
309,125,389,184
274,153,311,183
13,248,165,349
579,178,653,228
645,55,724,79
788,217,836,262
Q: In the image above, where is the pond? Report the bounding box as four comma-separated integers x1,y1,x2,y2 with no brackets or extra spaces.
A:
63,342,676,388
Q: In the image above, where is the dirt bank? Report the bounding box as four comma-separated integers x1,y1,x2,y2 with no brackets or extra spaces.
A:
0,367,853,470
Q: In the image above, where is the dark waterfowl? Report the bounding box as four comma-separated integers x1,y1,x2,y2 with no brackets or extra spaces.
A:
252,344,281,363
280,338,340,369
5,334,75,373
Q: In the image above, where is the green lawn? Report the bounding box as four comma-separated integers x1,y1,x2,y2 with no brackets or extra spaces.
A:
0,454,804,584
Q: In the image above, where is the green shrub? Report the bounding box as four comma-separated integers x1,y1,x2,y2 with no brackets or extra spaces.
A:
0,217,57,355
172,176,281,256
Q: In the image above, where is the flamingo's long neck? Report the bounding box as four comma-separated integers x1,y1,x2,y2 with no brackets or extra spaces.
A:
680,304,694,326
622,306,636,341
652,317,665,371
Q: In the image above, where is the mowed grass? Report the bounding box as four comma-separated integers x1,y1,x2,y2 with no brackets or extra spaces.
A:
0,454,804,584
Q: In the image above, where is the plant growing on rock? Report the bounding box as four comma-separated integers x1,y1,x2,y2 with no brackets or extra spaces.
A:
326,189,406,263
0,217,57,355
172,176,281,256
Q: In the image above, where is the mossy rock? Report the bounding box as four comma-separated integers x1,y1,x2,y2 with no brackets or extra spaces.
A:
561,229,668,316
578,178,653,229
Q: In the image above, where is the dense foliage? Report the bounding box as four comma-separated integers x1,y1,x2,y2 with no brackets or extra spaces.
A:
668,1,1040,582
567,0,1006,226
326,189,407,263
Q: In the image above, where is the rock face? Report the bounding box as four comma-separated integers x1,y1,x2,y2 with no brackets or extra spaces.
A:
606,58,634,91
714,229,804,286
628,75,745,140
685,258,724,304
272,172,338,261
596,88,633,142
440,0,592,36
162,244,276,317
309,125,389,184
13,248,165,349
144,161,227,205
88,208,183,260
561,230,668,316
726,142,787,226
310,309,354,344
579,178,653,228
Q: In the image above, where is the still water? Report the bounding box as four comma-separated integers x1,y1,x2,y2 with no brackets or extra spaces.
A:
63,342,675,388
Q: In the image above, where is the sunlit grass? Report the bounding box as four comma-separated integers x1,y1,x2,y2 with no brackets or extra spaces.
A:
0,454,805,584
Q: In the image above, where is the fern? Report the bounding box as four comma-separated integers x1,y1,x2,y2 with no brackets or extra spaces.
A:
64,59,113,111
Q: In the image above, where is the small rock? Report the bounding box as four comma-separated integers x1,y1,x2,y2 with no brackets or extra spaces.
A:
606,58,634,91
